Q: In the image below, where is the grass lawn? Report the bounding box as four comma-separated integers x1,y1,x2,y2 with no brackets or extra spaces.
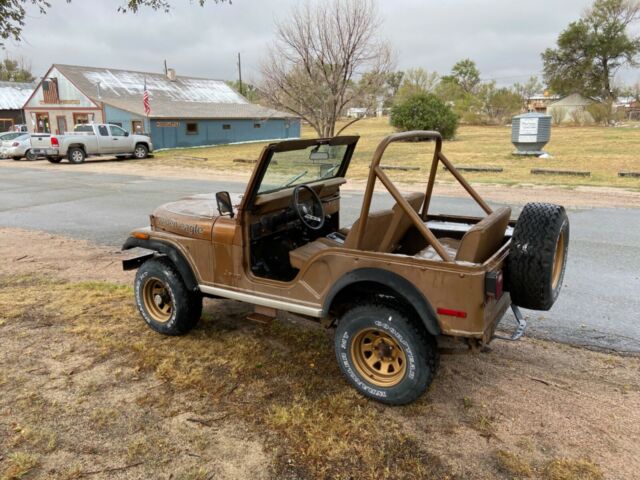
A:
152,117,640,190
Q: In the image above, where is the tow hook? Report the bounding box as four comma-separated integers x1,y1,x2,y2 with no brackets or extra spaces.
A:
493,304,527,341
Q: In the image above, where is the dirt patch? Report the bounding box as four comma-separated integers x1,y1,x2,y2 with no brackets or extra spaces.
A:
1,228,639,479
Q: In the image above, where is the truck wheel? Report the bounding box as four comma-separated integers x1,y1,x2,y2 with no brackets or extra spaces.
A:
334,304,438,405
133,144,148,159
68,147,86,164
47,157,62,163
507,202,569,310
134,258,202,336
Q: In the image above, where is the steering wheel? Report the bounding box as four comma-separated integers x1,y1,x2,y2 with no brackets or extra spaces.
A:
292,184,325,230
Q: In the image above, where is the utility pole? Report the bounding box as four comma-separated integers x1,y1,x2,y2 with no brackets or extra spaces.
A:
237,52,244,96
164,59,168,75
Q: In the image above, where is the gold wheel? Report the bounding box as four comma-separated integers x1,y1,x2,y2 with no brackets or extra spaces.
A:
142,277,173,323
551,230,566,290
350,328,407,387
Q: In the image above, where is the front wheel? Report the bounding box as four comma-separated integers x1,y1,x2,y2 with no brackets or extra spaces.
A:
334,304,439,405
134,258,202,335
133,144,149,159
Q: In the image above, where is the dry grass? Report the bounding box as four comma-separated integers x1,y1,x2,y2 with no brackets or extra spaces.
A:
147,117,640,189
494,450,533,478
2,269,640,478
543,458,604,480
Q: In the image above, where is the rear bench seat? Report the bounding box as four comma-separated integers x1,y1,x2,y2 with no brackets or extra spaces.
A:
417,206,512,263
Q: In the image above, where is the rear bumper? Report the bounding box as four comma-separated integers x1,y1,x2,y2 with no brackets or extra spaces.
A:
31,148,60,157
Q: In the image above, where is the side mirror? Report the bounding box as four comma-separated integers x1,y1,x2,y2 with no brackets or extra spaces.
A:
216,191,234,218
125,131,130,137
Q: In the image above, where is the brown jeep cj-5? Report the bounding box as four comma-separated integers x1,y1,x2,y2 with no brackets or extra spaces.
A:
122,131,569,404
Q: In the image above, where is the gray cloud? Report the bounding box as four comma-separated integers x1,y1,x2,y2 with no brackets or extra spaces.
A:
4,0,639,86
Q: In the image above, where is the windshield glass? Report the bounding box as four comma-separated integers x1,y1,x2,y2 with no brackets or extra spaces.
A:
257,143,348,194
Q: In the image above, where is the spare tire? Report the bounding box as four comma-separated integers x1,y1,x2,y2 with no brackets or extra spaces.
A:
507,202,569,310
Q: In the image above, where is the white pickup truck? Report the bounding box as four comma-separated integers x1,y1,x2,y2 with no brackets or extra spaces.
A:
31,123,153,164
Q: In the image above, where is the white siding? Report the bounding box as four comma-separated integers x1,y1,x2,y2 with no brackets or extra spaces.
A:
25,67,97,108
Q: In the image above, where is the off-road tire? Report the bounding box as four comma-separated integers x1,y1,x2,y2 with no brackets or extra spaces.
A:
133,144,149,159
507,202,569,310
134,257,202,335
68,147,86,164
334,304,439,405
47,156,62,163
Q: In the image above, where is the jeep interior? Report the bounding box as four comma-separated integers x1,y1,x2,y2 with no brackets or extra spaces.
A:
246,132,513,281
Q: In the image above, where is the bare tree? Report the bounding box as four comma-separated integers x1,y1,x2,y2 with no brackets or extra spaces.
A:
261,0,393,137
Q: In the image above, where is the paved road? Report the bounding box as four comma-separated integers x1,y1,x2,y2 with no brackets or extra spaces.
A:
1,166,639,353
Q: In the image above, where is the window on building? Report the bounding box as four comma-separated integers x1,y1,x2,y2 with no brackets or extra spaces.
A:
98,125,109,136
131,120,144,134
222,124,231,130
186,122,198,135
73,113,90,126
254,123,261,128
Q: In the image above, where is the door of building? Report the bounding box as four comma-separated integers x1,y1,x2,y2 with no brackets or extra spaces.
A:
56,116,68,135
36,113,50,133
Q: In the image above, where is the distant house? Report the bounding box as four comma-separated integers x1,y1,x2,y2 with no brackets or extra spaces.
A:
23,64,300,149
547,93,594,124
0,81,35,132
526,92,560,113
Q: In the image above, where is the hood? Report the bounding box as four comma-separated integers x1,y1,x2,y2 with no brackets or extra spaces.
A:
151,193,241,240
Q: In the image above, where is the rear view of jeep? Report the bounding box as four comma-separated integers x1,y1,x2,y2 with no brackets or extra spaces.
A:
122,131,569,405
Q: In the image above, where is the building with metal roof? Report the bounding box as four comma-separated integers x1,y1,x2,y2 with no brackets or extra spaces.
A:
0,80,35,132
547,93,595,124
24,64,300,149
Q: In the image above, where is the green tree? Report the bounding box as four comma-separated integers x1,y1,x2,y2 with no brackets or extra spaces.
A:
542,0,640,100
394,68,439,103
390,93,458,140
440,59,481,94
478,82,522,124
512,75,544,109
0,56,34,82
0,0,229,46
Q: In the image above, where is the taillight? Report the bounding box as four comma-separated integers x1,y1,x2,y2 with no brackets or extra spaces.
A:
12,142,19,147
51,137,59,147
485,270,504,299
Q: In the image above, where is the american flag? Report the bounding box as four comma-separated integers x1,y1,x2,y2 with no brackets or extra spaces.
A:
143,79,151,116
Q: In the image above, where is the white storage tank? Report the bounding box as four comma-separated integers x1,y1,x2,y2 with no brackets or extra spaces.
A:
511,112,552,156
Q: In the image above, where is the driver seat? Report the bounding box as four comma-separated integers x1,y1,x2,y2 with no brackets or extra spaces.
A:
289,192,425,270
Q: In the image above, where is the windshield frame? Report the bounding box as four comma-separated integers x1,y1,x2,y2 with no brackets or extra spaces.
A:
243,136,359,210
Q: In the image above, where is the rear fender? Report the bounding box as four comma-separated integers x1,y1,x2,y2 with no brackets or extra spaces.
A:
323,268,441,336
122,237,198,291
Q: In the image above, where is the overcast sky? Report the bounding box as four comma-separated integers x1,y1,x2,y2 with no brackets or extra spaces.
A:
3,0,639,87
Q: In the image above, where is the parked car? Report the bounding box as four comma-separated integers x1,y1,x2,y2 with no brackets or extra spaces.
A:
0,131,24,143
0,133,36,161
121,131,569,405
30,123,153,164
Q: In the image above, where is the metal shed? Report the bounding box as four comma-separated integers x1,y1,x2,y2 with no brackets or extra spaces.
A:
0,81,35,132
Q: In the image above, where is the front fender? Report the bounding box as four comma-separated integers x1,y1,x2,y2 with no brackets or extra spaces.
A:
122,237,199,291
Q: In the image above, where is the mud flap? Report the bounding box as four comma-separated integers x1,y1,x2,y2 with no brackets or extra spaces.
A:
493,304,527,341
121,247,157,270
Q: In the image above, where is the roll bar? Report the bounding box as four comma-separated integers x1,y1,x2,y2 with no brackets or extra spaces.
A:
354,131,493,262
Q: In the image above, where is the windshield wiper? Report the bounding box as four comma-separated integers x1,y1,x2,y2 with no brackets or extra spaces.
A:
282,170,308,187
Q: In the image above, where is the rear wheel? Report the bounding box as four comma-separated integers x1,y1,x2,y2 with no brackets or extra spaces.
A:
68,147,86,164
507,202,569,310
134,258,202,335
334,303,438,405
133,144,148,159
25,150,37,161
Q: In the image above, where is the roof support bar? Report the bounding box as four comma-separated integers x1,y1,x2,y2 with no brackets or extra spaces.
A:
354,130,496,262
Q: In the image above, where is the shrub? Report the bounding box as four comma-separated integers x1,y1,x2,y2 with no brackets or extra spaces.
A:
390,93,458,139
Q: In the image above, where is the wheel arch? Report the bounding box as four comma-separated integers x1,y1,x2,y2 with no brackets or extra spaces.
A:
322,268,441,336
122,237,199,291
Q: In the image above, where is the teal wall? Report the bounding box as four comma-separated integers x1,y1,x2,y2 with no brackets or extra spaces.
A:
103,105,300,150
